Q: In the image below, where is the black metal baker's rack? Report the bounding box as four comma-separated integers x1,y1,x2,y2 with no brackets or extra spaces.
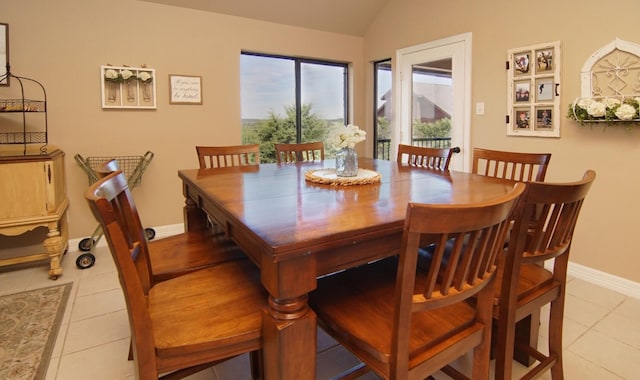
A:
0,64,48,155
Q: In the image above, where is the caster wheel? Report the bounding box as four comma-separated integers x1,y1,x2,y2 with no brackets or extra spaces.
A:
78,237,95,252
145,228,156,240
76,253,96,269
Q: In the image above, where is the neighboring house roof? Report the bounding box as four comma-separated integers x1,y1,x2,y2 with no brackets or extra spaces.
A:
377,82,452,122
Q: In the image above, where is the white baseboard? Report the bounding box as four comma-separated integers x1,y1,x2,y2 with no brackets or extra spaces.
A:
564,261,640,299
68,224,640,300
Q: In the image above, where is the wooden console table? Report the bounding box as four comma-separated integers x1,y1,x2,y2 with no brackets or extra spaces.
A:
0,146,69,279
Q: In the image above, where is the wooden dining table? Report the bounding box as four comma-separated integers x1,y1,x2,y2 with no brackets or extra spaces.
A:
178,157,517,379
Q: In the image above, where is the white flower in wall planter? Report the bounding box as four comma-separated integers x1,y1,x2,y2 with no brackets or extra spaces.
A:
104,68,121,82
137,71,152,82
121,69,134,81
567,96,640,125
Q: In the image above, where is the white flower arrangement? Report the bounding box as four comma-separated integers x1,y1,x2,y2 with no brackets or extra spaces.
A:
137,71,152,82
104,68,121,82
120,69,134,81
104,68,149,83
328,124,366,149
568,96,640,123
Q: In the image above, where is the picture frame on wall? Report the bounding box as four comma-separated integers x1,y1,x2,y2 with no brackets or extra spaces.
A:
535,107,553,130
535,49,554,73
514,52,530,75
515,109,530,129
100,65,157,109
535,78,554,101
0,23,8,86
506,41,561,137
169,74,202,104
515,81,530,102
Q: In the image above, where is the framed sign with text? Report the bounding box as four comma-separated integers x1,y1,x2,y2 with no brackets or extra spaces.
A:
169,74,202,104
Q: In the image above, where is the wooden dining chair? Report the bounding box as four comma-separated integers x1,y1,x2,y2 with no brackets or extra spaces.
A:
396,144,454,170
274,141,325,163
310,182,525,380
95,160,246,284
196,144,260,168
493,170,595,380
85,170,267,380
472,147,551,182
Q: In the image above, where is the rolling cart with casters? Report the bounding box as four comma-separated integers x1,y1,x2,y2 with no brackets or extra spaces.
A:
74,151,155,269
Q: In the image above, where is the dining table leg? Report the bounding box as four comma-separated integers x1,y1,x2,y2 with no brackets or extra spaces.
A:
182,197,208,232
261,255,317,380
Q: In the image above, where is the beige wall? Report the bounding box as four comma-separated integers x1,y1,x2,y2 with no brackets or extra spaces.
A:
0,0,365,245
363,0,640,282
1,0,638,284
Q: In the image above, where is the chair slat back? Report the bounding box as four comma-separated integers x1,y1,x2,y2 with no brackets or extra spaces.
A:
274,141,325,164
85,171,154,292
472,147,551,182
396,144,454,170
395,182,525,313
84,171,158,373
493,170,595,379
511,170,595,265
196,144,260,168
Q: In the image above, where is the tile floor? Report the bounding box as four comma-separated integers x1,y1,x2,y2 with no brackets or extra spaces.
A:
1,245,639,380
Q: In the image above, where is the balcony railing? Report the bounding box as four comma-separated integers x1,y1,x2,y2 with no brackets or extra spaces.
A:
376,137,452,160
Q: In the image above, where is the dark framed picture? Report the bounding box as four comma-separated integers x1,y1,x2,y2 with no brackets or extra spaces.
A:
0,23,8,86
514,52,530,75
535,107,553,130
515,109,530,129
535,78,554,101
535,49,553,72
515,81,530,102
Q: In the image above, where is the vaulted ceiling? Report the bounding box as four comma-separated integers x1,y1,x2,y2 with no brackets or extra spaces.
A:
140,0,389,36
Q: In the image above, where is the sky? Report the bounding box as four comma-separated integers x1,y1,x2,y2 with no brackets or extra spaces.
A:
240,55,451,120
240,54,345,120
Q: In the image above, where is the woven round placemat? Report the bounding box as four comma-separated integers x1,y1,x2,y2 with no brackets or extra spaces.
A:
304,168,381,186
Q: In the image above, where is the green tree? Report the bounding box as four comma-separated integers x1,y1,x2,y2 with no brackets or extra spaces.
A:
242,103,333,162
413,118,451,139
377,117,391,139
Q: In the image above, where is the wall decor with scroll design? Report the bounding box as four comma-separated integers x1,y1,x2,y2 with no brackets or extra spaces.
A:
568,38,640,125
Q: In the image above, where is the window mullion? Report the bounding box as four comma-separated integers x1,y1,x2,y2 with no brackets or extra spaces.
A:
295,60,302,143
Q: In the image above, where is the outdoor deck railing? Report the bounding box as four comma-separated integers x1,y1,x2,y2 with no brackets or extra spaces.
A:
376,137,451,160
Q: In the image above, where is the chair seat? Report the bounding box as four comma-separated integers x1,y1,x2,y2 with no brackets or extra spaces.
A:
149,259,268,370
311,259,481,370
493,263,555,311
148,231,247,282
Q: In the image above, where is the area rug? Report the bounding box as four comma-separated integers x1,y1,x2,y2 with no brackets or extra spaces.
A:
0,283,73,380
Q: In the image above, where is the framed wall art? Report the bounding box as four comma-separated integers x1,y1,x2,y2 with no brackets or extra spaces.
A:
0,23,8,86
101,65,156,109
506,41,561,137
169,74,202,104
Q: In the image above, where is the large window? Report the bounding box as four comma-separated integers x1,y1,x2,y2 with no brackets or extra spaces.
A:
241,52,348,162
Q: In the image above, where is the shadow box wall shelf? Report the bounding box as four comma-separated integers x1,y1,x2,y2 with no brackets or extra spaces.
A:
567,38,640,126
506,41,562,138
101,65,156,109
